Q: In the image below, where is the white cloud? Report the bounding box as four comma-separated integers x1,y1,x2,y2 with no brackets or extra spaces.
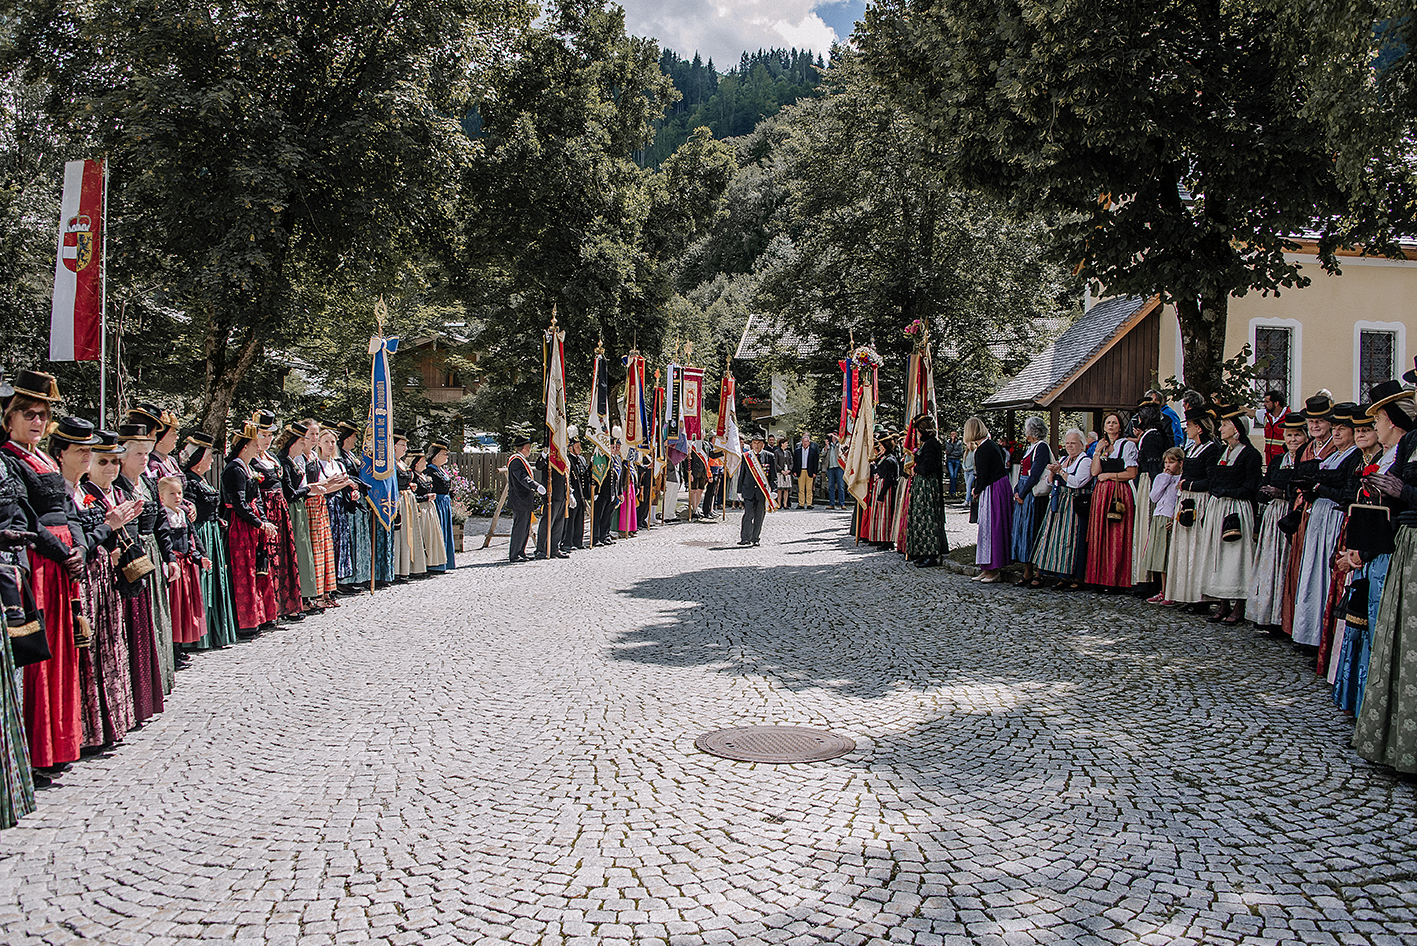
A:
618,0,838,67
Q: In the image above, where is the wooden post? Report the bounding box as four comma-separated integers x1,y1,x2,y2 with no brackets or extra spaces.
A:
481,469,511,549
1050,404,1061,454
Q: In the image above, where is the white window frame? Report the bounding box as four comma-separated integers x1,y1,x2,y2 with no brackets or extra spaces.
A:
1249,318,1301,409
1353,320,1407,402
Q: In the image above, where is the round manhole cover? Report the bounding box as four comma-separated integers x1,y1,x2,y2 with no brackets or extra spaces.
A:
695,726,855,763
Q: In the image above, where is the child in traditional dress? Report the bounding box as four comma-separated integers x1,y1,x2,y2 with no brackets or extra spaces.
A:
1145,448,1184,604
158,475,209,648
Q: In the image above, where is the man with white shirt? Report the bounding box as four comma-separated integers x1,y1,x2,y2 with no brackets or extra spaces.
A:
792,432,821,509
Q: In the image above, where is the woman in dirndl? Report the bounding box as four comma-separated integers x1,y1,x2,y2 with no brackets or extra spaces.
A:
1031,429,1092,588
1292,399,1361,649
967,416,1012,583
223,418,278,634
119,418,178,692
1197,405,1262,624
904,417,948,566
47,419,104,753
1329,396,1406,710
1,373,87,774
426,441,457,570
393,432,428,576
1280,395,1339,637
306,427,346,605
1336,383,1414,717
182,432,238,649
75,428,139,748
1249,411,1308,630
1010,416,1051,586
867,439,900,546
1131,402,1173,588
111,423,164,722
1165,405,1221,610
1352,361,1417,773
276,420,320,610
1085,411,1138,590
1317,407,1380,677
0,451,37,824
249,411,304,619
411,452,446,574
336,422,375,591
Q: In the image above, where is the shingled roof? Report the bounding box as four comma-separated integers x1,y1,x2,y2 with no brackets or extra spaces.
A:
734,313,823,360
984,295,1160,409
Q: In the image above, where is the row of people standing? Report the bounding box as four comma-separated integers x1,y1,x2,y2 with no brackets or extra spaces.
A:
222,419,457,629
0,369,458,829
876,378,1417,777
855,414,951,566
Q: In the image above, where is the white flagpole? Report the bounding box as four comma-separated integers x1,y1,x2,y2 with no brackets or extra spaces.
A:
98,156,110,426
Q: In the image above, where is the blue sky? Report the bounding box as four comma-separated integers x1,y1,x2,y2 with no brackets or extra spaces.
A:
619,0,869,68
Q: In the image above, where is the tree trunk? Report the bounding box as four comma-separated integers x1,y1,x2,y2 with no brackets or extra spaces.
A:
1174,292,1228,398
200,314,265,452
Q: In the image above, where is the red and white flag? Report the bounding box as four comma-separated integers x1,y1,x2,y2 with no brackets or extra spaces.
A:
545,325,569,475
50,159,105,362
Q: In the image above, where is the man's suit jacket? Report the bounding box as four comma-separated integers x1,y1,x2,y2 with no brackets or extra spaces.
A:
507,454,540,513
792,443,820,476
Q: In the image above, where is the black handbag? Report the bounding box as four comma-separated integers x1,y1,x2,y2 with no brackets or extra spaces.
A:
1073,486,1093,519
1221,512,1243,542
1177,498,1196,528
1277,507,1303,537
8,573,50,668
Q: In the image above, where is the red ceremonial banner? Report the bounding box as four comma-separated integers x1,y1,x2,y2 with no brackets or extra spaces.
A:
50,159,105,362
715,375,734,439
681,367,705,440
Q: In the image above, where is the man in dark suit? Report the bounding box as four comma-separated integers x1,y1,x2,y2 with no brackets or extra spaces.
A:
563,428,587,550
792,432,821,509
506,434,544,563
534,434,570,560
739,432,776,545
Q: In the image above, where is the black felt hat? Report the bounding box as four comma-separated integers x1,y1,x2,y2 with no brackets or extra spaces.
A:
1352,404,1376,429
8,369,60,403
511,434,534,449
50,416,100,445
1332,402,1360,428
1183,404,1216,424
91,428,127,455
1281,409,1308,430
1404,355,1417,385
1368,379,1415,413
184,430,216,450
116,422,155,443
1303,393,1335,420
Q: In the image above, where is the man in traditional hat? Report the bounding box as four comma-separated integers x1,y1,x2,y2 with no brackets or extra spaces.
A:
506,434,544,563
738,432,776,546
564,427,587,551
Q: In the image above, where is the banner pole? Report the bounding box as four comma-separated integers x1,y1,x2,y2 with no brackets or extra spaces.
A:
98,156,110,426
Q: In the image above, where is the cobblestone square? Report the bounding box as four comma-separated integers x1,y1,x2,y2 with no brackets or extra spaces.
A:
2,509,1415,945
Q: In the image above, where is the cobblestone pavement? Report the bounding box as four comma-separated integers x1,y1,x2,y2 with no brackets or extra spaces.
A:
2,507,1416,946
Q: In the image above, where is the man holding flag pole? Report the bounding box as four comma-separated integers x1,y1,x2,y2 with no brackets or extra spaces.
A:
712,359,743,523
536,309,570,560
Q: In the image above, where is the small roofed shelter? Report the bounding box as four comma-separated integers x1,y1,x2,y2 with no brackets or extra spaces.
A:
984,295,1162,446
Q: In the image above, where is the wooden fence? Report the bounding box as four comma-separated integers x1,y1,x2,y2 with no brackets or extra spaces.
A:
449,452,510,494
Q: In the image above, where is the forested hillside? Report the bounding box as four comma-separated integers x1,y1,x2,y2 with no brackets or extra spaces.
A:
640,47,826,166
